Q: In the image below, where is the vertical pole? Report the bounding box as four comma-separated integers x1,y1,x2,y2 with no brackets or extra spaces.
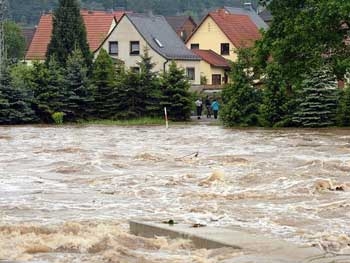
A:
164,107,168,129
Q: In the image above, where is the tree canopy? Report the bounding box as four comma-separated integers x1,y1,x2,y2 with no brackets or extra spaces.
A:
4,21,26,63
46,0,92,67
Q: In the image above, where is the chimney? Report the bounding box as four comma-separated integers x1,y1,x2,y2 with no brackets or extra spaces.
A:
243,2,253,11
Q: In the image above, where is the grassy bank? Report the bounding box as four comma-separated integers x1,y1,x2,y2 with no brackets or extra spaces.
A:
77,117,169,126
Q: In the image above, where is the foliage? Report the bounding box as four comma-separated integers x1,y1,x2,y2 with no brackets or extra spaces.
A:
336,87,350,126
0,66,36,124
79,117,165,126
256,0,350,89
91,49,118,119
64,48,94,121
31,58,67,122
51,112,65,124
221,48,261,127
258,64,295,127
137,47,161,117
159,61,192,121
114,48,161,119
4,21,26,63
46,0,92,68
115,70,145,119
293,66,339,127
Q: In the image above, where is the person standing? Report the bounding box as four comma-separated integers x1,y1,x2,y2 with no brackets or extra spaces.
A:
205,96,211,118
211,99,220,119
195,98,203,119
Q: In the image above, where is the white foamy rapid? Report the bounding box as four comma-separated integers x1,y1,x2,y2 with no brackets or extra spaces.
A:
1,125,350,262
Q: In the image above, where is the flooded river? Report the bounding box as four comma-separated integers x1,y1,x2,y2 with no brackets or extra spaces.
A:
1,125,350,262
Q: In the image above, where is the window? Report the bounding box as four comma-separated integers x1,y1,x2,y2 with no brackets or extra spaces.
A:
154,37,164,48
221,43,230,55
130,41,140,55
190,43,199,50
109,41,118,55
130,67,140,73
186,67,195,81
212,74,222,85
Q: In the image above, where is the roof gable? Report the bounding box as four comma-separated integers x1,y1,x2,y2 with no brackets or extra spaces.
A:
126,13,199,61
192,49,230,68
209,10,261,48
223,6,268,30
26,10,124,60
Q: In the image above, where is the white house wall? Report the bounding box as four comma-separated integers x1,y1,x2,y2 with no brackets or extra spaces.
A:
98,16,200,84
99,16,166,73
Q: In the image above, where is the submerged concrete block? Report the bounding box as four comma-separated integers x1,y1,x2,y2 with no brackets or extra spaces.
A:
129,220,325,262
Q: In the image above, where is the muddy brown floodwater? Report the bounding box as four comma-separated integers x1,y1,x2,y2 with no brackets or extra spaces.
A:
1,125,350,262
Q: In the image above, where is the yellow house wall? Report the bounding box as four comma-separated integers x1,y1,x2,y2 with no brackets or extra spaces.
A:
186,16,238,62
199,60,227,85
97,16,200,84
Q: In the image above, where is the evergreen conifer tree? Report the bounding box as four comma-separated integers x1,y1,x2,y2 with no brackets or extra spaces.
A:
46,0,92,67
159,61,192,121
32,58,67,122
337,86,350,126
293,66,338,127
221,49,261,127
0,67,36,124
91,49,118,119
115,70,145,119
65,48,93,121
137,47,161,117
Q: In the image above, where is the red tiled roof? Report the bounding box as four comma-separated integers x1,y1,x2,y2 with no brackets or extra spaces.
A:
187,9,261,48
192,49,230,68
209,9,261,48
26,10,126,60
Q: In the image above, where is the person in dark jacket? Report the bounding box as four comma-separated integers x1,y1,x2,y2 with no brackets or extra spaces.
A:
195,98,203,119
205,96,211,118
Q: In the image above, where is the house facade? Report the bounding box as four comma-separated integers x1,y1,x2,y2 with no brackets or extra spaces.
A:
192,49,230,86
97,13,201,85
25,10,125,63
186,8,261,89
186,9,261,62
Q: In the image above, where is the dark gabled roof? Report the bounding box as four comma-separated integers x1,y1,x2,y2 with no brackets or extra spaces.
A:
224,6,268,30
165,16,197,32
126,13,200,61
192,49,230,68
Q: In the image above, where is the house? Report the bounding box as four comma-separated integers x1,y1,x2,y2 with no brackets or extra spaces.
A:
223,6,268,30
165,16,197,41
186,8,261,63
25,10,126,63
191,49,230,86
97,13,201,84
